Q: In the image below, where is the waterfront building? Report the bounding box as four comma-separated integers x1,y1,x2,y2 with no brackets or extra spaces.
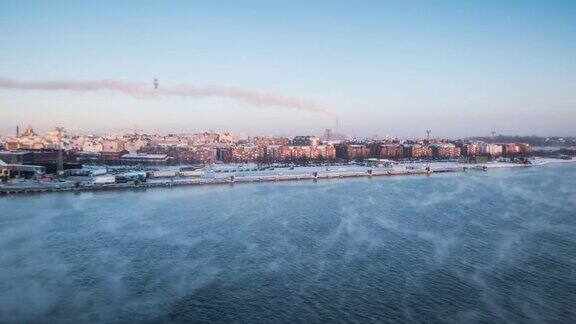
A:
379,144,404,159
402,144,432,158
99,138,129,164
189,146,217,164
0,151,34,164
314,145,336,160
0,128,540,166
74,152,101,163
0,160,45,182
214,145,232,162
461,144,480,156
120,153,172,165
517,143,531,154
430,144,461,158
265,145,283,161
338,144,371,160
292,136,320,147
480,144,503,156
230,144,264,162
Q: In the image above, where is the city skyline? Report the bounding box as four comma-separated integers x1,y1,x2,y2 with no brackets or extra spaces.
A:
2,3,576,322
5,123,576,142
1,1,576,137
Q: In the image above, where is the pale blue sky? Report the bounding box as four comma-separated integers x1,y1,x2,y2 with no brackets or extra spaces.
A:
1,0,575,137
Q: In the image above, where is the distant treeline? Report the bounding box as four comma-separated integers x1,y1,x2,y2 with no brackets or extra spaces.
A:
467,135,576,147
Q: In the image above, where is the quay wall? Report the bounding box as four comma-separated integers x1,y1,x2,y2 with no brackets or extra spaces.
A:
0,166,498,196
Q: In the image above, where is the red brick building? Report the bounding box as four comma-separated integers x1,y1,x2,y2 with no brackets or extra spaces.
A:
517,143,531,154
310,145,336,160
430,144,461,158
230,145,264,162
342,144,371,160
462,144,480,156
379,144,404,159
402,144,432,158
270,145,336,162
189,146,217,164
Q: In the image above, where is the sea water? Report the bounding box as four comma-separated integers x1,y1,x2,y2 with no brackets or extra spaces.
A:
1,164,575,323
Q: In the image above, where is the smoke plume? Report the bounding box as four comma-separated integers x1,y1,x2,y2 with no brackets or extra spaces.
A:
0,77,334,115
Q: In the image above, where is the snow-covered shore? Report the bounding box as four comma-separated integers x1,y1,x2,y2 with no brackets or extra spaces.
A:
1,157,574,195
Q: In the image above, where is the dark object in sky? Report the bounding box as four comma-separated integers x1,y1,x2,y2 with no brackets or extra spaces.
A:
153,78,159,89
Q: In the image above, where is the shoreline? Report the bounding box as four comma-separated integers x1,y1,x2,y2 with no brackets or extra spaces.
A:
1,158,574,196
0,168,456,196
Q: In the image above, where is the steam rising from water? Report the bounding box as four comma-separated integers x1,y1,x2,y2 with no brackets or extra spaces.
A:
1,165,576,322
0,77,334,115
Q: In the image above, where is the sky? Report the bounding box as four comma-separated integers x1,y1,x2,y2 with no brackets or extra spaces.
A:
0,0,575,138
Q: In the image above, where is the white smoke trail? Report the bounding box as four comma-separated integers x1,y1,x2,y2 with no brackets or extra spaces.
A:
0,77,334,115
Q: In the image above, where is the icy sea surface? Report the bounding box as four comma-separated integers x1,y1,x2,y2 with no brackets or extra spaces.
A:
1,164,576,323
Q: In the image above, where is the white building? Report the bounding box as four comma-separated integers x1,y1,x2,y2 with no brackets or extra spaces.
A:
480,144,503,156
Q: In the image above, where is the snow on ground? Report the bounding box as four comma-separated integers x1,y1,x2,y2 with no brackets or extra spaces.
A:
2,157,574,190
530,157,576,166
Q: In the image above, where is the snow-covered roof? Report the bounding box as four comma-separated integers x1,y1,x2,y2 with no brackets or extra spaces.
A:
120,153,168,160
0,150,32,155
